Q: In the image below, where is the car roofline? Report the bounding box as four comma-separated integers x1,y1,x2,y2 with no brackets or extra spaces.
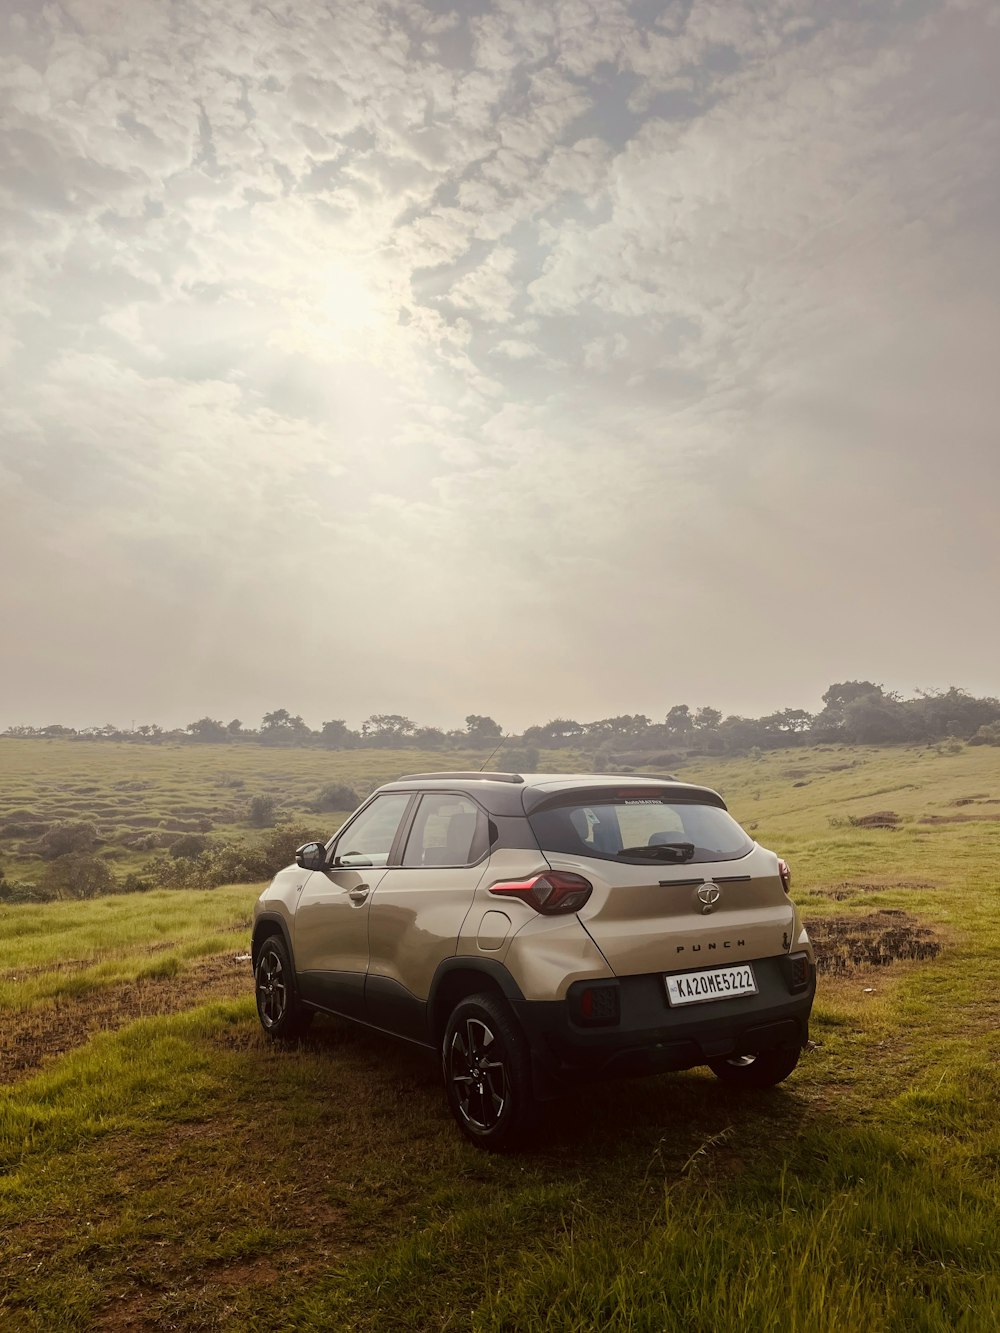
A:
375,772,728,815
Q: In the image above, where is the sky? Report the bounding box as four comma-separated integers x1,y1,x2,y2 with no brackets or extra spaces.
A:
1,0,998,734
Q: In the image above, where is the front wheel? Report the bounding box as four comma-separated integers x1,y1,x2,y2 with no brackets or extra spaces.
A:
709,1044,801,1089
442,992,538,1150
254,935,312,1041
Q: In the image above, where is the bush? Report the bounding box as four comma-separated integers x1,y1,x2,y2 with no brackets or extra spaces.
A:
41,854,117,899
968,722,1000,746
0,879,57,904
36,820,100,860
120,871,156,893
310,782,361,812
141,823,319,891
124,830,171,851
170,833,210,859
246,793,278,827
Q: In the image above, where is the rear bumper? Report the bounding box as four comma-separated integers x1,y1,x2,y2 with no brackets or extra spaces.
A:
512,955,815,1092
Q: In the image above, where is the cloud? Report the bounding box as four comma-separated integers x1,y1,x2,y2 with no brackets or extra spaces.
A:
1,0,998,728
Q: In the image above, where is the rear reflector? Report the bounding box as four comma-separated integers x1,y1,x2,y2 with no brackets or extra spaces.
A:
572,981,621,1026
782,951,813,994
488,871,593,915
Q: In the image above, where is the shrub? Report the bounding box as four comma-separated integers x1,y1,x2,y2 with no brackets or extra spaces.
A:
968,722,1000,747
142,824,318,891
170,833,210,859
41,854,117,900
0,880,57,904
36,820,100,860
120,871,156,893
126,831,171,852
310,782,361,813
246,794,278,827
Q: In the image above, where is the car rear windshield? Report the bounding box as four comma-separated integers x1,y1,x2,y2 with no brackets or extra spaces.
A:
528,797,754,864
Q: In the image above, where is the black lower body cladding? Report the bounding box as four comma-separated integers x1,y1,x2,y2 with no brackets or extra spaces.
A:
514,954,815,1091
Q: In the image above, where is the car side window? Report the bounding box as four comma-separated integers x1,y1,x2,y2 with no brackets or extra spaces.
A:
332,794,411,868
402,794,485,868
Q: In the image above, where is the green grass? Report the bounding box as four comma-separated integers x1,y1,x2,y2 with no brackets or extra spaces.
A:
0,739,498,880
0,885,258,1011
1,741,999,1329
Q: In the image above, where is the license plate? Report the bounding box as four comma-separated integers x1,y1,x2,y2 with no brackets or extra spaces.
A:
664,964,757,1006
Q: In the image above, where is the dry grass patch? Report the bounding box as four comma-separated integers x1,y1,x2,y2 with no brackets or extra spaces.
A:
807,911,942,975
810,878,938,901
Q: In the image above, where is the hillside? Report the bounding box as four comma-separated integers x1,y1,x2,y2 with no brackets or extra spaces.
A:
1,742,998,1329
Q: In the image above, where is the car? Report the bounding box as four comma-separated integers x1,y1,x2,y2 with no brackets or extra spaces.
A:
251,771,815,1148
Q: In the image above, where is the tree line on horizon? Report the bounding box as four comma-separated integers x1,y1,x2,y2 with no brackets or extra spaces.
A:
5,682,1000,754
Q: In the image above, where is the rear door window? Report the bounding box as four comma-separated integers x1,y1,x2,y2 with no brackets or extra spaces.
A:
529,797,752,864
402,794,487,868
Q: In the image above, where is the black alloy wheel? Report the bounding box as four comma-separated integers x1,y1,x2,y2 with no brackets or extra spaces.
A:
254,935,312,1041
442,992,537,1150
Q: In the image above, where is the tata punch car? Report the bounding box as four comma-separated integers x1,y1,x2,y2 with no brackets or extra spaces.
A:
252,773,815,1148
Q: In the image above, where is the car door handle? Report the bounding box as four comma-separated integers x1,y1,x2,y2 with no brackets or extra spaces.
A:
348,886,370,904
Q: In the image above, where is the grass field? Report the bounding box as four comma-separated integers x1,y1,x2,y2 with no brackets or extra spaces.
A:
0,740,496,883
1,741,999,1329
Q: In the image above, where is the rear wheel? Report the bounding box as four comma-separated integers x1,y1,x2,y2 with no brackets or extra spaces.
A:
254,935,312,1041
709,1044,801,1089
442,992,537,1150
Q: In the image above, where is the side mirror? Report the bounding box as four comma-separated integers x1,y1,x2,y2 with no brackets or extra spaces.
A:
295,842,328,872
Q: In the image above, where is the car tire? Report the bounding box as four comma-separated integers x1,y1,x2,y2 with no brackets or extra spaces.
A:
442,992,538,1150
254,935,313,1041
708,1044,801,1089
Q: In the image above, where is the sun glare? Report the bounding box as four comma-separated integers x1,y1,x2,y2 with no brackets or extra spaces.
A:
320,260,382,335
278,255,402,364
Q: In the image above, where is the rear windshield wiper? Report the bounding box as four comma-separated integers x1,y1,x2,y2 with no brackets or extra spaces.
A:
617,842,696,863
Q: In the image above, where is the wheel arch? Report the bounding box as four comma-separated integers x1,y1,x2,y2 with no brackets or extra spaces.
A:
251,912,293,969
427,958,525,1045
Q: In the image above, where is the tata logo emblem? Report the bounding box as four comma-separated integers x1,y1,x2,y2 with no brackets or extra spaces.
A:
697,883,721,914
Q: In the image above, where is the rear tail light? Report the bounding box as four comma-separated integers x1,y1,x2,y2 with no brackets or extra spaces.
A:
778,858,792,894
488,871,593,915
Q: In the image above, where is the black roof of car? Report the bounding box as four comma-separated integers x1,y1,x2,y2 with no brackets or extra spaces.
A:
379,772,728,817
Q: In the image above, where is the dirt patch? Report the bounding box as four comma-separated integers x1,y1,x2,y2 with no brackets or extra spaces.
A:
919,812,1000,825
1,954,253,1084
810,878,937,901
848,810,901,829
806,911,942,975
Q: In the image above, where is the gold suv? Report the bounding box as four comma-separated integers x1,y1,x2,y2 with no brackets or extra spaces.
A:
252,772,815,1148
